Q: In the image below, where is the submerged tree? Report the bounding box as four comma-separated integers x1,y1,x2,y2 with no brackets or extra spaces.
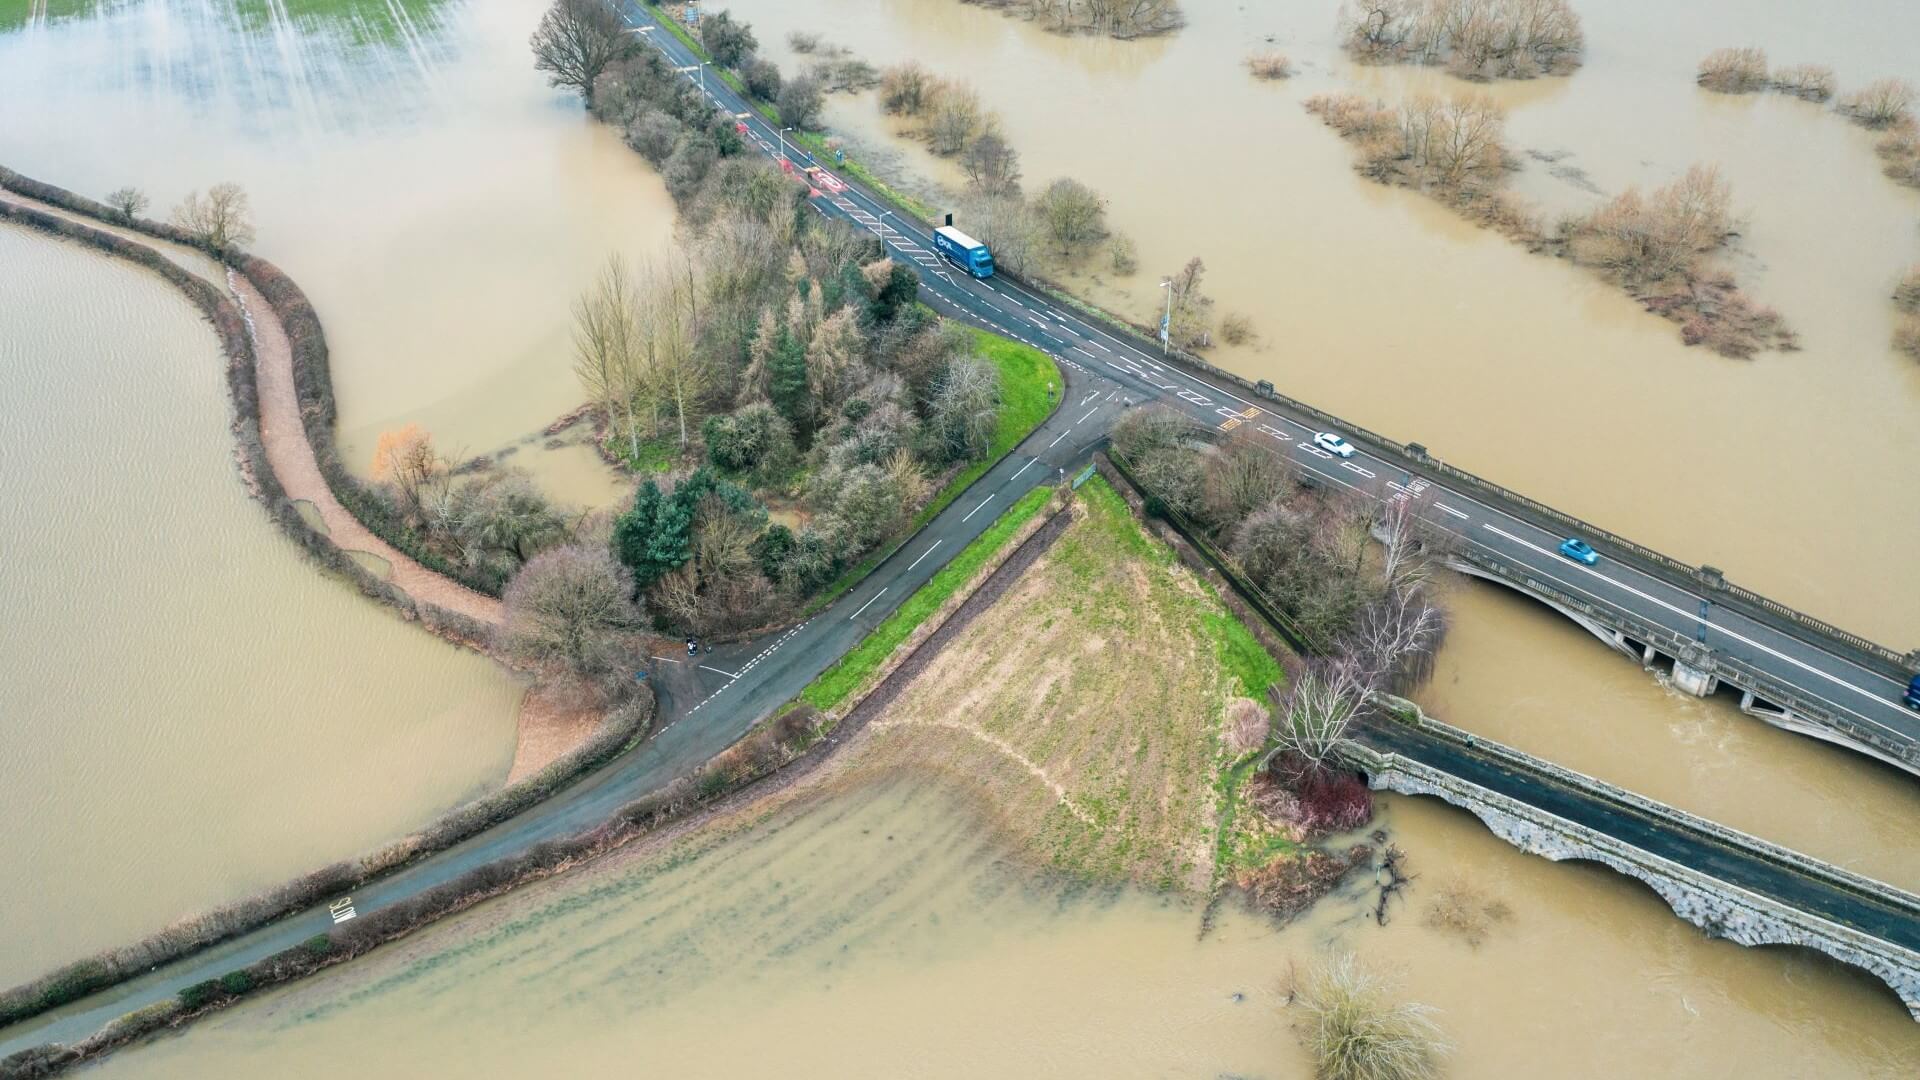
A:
104,186,148,223
171,182,255,256
530,0,636,106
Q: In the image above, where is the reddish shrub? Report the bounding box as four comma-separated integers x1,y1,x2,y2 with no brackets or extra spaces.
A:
1295,769,1374,836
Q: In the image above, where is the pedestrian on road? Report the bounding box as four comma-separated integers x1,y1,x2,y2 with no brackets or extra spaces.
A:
686,637,698,657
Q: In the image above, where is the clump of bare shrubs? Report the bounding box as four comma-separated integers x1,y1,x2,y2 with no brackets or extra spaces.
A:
1696,49,1835,102
1291,951,1448,1080
1247,51,1293,80
1343,0,1584,81
1894,266,1920,362
878,61,993,155
1559,164,1796,357
1838,77,1915,129
1422,874,1513,946
1696,47,1769,93
1220,311,1255,345
1877,122,1920,189
966,0,1185,40
1772,63,1835,102
1305,90,1794,358
1226,697,1272,756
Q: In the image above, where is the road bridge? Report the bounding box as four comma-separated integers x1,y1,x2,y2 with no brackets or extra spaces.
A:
619,3,1920,778
1343,700,1920,1019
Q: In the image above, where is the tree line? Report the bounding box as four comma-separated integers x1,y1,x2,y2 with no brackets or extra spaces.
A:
507,0,1024,697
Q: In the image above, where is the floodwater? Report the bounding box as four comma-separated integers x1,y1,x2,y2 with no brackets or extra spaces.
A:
0,0,679,982
0,0,677,507
92,772,1920,1077
732,0,1920,645
0,227,521,983
723,0,1920,905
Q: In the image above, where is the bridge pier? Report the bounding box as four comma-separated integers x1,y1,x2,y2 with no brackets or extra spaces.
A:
1669,644,1720,697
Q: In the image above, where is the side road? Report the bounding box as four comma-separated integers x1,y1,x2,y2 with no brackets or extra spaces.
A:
0,304,1125,1065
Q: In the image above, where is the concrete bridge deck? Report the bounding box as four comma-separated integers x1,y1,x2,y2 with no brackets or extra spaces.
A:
619,2,1920,779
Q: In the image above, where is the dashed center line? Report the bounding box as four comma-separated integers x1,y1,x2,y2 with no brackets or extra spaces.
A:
698,664,739,678
962,494,997,522
906,540,944,571
848,588,890,621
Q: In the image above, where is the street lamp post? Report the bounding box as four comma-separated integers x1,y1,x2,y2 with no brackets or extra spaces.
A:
876,209,895,239
1158,278,1174,356
699,61,707,95
779,126,794,164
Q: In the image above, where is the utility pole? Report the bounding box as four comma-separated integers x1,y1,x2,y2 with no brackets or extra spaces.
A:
779,126,794,165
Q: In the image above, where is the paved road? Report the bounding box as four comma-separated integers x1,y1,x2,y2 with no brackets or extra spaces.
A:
7,7,1915,1055
0,368,1129,1057
1355,716,1920,953
617,3,1919,775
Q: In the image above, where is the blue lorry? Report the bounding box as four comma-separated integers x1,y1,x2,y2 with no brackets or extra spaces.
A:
1905,673,1920,711
932,224,994,279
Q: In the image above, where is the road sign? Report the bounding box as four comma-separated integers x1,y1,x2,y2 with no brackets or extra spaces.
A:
685,3,700,26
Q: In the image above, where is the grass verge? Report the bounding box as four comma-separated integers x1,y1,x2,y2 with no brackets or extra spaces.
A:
800,485,1052,713
803,328,1060,613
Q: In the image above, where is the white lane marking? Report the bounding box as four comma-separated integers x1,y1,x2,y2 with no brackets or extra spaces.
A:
848,588,890,622
1078,407,1098,424
906,540,944,571
1087,340,1111,352
1047,430,1071,449
1434,502,1469,520
1028,316,1048,329
1341,461,1376,479
1080,390,1100,406
649,655,682,663
1479,524,1906,723
962,494,997,522
1013,459,1037,480
699,664,740,679
1299,444,1333,459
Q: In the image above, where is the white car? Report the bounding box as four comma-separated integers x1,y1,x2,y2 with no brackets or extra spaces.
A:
1313,432,1356,458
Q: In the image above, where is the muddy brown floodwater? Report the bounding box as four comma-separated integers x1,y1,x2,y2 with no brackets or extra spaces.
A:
723,0,1920,909
89,773,1920,1078
0,0,681,982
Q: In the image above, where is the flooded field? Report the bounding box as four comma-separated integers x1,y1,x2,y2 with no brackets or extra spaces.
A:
0,227,521,983
0,0,678,505
91,772,1920,1078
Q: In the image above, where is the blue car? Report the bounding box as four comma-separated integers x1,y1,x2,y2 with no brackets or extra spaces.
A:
1558,538,1599,566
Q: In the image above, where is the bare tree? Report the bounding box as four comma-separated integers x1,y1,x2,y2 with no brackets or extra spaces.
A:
960,128,1022,195
777,74,825,130
931,355,1002,461
958,192,1040,275
1262,658,1372,774
104,186,148,223
928,82,984,154
499,544,640,692
1035,176,1107,256
1351,589,1448,693
643,252,711,447
171,183,255,256
573,254,646,460
530,0,635,106
878,61,935,114
370,423,445,524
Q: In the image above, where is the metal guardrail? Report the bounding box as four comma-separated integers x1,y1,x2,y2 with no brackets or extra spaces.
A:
1061,309,1915,681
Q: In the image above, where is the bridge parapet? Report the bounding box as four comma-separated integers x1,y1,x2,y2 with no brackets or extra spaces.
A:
1344,698,1920,1020
1443,553,1920,775
1045,302,1917,680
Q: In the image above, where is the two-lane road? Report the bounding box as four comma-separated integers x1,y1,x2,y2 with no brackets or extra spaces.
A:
621,1,1918,774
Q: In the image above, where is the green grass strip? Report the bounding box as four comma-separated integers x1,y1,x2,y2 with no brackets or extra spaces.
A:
801,485,1052,713
804,329,1061,613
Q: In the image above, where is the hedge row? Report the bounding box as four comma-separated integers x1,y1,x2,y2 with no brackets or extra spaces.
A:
0,168,625,1025
0,701,809,1080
